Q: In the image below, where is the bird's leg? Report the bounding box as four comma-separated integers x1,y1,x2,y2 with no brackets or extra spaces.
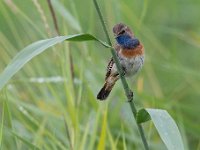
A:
119,66,134,102
121,66,126,76
127,89,134,102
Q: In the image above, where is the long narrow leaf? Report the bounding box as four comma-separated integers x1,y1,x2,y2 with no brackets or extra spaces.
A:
0,101,5,148
145,109,184,150
51,0,81,32
12,132,41,150
97,107,108,150
0,34,110,91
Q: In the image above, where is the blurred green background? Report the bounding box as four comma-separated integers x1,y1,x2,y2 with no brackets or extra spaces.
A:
0,0,200,149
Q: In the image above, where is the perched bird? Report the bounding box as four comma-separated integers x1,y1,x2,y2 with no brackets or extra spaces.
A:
97,23,144,100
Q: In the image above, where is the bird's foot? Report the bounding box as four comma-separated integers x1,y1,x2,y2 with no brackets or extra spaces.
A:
127,90,134,102
122,67,126,76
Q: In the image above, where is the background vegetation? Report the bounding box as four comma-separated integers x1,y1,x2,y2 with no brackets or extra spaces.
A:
0,0,200,149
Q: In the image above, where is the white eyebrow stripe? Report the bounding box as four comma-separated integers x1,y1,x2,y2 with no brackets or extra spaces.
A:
124,26,128,30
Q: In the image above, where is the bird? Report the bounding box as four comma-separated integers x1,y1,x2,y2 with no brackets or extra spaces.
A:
97,23,144,100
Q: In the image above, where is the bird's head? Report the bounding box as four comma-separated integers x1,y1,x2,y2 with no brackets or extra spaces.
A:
113,23,133,38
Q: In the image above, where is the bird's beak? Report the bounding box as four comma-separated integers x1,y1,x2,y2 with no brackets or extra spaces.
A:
114,34,119,38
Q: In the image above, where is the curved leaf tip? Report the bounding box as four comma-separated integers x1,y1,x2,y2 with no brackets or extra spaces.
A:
145,108,184,150
136,108,151,124
0,33,110,91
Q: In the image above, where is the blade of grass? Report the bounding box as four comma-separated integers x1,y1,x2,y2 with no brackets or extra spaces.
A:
12,132,41,150
137,108,184,149
18,105,66,150
32,0,52,37
79,119,90,150
97,105,108,150
107,126,117,150
47,0,60,35
3,90,19,148
88,110,101,150
122,125,127,150
0,2,23,48
138,0,148,28
51,0,81,32
63,117,73,150
33,119,47,148
3,0,46,38
0,100,5,149
0,33,111,91
145,109,184,150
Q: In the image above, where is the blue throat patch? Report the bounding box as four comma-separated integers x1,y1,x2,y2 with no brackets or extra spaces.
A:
116,35,139,49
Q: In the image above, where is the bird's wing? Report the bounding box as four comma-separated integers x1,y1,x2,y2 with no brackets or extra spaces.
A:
105,58,114,80
105,44,120,80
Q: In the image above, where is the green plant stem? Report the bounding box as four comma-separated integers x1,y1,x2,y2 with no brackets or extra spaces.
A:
47,0,75,79
93,0,149,149
47,0,60,35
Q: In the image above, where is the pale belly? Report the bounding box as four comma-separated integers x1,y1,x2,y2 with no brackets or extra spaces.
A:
119,55,144,76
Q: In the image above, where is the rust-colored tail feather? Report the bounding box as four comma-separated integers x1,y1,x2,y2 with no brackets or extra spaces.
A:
97,82,115,100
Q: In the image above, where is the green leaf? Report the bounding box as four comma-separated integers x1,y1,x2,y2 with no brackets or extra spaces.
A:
0,34,110,91
51,0,81,32
145,108,184,150
136,108,151,124
97,106,108,150
12,132,41,150
0,101,5,148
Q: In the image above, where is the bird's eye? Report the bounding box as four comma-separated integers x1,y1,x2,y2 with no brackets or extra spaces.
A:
119,30,125,35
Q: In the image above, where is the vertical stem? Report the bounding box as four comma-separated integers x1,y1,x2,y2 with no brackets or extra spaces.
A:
63,116,73,150
93,0,149,149
47,0,75,79
47,0,60,35
33,0,52,37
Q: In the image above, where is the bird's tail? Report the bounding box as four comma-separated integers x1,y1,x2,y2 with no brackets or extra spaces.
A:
97,77,118,100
